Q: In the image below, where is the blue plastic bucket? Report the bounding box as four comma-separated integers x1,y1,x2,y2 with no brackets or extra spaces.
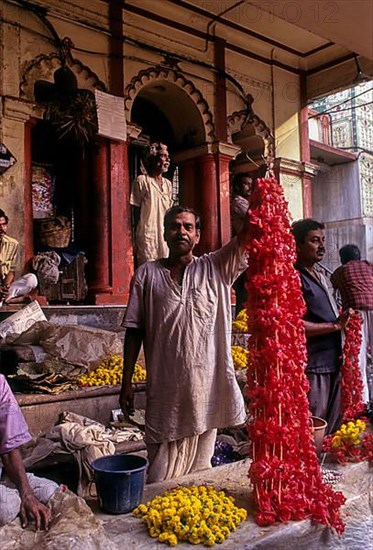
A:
91,454,148,514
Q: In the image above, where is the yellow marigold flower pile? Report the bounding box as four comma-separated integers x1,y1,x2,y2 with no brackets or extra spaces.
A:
132,363,147,383
232,309,248,333
331,419,366,448
133,485,247,547
77,355,146,387
231,345,248,370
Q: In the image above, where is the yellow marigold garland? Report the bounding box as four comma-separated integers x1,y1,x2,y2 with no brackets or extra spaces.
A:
232,309,248,333
323,418,373,464
78,355,146,386
331,420,366,449
231,345,248,370
134,485,247,547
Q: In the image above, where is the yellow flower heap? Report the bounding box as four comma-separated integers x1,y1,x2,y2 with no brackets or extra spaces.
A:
231,346,248,370
332,419,366,448
134,485,247,547
232,309,248,333
78,355,146,387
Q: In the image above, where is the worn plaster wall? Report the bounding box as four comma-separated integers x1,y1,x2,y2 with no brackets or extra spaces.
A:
0,0,112,271
0,3,36,267
1,0,306,265
310,161,373,267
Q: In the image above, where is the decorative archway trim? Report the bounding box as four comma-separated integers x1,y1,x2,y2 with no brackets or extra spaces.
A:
124,66,216,142
20,53,106,101
227,108,275,160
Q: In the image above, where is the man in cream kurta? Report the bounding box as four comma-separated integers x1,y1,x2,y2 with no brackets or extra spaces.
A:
130,143,173,265
130,174,173,265
120,206,247,482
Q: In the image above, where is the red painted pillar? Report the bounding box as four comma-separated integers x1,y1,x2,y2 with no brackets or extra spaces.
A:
180,159,196,209
88,138,111,298
89,139,133,304
198,153,219,253
88,0,133,303
215,152,231,245
302,175,313,218
109,140,133,302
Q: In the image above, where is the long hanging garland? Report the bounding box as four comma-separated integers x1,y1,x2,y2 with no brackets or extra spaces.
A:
245,176,346,533
340,311,365,421
322,311,373,463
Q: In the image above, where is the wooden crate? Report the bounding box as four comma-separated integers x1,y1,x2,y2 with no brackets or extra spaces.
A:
39,253,87,303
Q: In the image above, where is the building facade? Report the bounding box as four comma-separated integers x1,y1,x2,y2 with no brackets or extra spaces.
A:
1,0,371,302
309,83,373,269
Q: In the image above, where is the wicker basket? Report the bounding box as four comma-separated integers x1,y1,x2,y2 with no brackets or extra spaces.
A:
39,217,71,248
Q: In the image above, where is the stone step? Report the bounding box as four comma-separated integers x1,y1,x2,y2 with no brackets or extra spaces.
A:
0,304,127,333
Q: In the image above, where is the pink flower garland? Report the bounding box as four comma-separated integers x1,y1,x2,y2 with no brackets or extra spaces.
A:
246,177,346,534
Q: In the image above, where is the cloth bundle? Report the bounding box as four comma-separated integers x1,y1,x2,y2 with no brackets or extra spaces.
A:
23,412,144,497
32,251,61,285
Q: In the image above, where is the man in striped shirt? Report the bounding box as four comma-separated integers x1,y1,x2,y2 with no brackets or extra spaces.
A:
0,209,37,305
331,244,373,402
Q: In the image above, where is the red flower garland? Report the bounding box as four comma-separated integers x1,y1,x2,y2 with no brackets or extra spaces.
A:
246,177,346,534
340,311,365,422
322,311,373,463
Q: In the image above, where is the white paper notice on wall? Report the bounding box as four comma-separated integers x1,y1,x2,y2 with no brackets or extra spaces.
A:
95,90,127,142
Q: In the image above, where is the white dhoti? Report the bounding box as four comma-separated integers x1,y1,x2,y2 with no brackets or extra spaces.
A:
0,473,59,526
146,429,217,483
5,273,38,303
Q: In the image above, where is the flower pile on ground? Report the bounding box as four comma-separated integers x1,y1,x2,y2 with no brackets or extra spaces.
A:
322,419,373,463
245,176,346,534
232,309,248,333
231,345,249,370
133,485,247,546
78,356,146,386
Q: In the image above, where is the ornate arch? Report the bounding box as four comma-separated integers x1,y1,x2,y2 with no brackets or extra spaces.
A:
227,108,275,160
20,53,106,101
124,65,216,142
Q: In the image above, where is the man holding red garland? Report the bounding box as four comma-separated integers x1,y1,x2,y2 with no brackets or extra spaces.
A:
292,219,351,434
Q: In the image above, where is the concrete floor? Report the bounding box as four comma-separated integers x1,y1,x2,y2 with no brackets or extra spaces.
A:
89,458,373,549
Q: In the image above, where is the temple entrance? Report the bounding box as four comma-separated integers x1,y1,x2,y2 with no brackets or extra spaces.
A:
125,69,215,218
129,94,179,205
